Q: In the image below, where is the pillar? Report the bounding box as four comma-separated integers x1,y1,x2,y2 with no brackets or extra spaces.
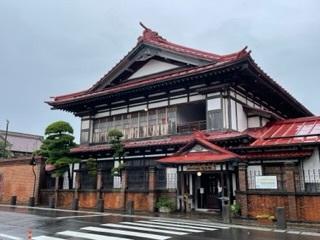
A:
148,167,156,212
284,163,298,221
96,170,103,199
237,162,248,218
54,176,59,208
121,169,127,211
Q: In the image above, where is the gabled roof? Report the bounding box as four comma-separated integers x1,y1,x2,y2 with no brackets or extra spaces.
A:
250,116,320,147
158,132,239,164
48,23,248,106
0,130,43,153
49,55,248,105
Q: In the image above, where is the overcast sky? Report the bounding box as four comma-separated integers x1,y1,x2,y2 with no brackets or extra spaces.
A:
0,0,319,141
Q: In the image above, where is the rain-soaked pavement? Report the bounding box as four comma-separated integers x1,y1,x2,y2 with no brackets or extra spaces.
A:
0,206,319,240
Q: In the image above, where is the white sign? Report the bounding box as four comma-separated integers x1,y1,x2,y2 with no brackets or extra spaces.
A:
255,176,277,189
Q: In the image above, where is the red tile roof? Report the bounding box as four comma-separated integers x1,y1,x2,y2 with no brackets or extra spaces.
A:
242,150,313,160
49,55,248,105
70,130,247,154
250,116,320,147
138,23,247,62
158,131,239,164
48,24,249,105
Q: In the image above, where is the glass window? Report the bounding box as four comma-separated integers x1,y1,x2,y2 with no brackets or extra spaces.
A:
158,108,167,135
167,107,177,134
131,112,139,139
148,109,157,136
139,111,148,138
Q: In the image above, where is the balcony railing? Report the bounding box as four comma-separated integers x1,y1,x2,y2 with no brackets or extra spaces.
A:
92,120,207,143
177,120,207,134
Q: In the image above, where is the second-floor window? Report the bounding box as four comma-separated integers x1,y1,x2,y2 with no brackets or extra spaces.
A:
92,106,177,143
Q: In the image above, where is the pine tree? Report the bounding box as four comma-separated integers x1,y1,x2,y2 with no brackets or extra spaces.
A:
38,121,77,188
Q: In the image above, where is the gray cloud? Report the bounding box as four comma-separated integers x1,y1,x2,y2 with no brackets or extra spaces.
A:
0,0,319,141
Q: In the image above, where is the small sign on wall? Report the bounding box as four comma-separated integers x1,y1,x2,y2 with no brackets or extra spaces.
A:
255,176,278,189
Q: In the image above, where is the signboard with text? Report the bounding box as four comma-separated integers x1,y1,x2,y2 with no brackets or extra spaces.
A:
255,176,278,189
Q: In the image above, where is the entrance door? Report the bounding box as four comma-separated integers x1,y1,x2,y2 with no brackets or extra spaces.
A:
204,174,221,209
197,174,221,210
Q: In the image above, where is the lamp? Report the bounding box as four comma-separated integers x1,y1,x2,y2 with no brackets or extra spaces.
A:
197,171,202,177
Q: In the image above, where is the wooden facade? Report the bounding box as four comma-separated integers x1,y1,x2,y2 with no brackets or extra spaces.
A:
44,24,320,222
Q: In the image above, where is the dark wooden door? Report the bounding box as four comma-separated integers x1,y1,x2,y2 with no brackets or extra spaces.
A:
204,174,221,209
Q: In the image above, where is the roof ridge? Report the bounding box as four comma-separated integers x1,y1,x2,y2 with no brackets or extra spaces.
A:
138,23,248,61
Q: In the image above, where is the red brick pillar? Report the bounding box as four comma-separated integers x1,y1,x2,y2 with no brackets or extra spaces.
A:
237,162,249,218
74,172,80,199
148,167,156,212
121,169,127,210
284,163,298,221
96,170,103,199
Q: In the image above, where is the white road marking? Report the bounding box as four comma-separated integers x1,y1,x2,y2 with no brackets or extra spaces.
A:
120,222,203,233
102,223,188,235
56,214,104,220
0,233,22,240
33,236,66,240
57,230,132,240
138,220,218,231
287,231,300,235
82,226,170,240
301,232,320,237
151,219,230,229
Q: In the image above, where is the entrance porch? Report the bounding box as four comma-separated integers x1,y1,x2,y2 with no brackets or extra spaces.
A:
176,165,236,213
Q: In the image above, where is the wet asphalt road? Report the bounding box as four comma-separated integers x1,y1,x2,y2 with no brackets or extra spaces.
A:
0,206,319,240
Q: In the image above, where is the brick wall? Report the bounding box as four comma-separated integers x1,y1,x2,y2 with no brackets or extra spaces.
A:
242,193,320,222
0,157,43,204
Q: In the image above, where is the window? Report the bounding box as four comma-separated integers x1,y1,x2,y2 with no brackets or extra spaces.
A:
127,169,148,191
139,111,148,138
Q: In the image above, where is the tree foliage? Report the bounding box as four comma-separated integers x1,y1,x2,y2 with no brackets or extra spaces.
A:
108,129,125,161
0,141,12,158
38,121,77,176
108,129,125,176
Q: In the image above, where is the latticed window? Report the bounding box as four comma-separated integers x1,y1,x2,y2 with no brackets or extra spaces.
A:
127,168,148,191
98,161,114,190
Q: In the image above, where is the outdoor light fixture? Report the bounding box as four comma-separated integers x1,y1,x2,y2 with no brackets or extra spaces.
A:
197,171,202,177
144,108,148,112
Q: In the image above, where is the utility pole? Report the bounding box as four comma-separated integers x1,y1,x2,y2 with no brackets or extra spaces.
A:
2,120,9,158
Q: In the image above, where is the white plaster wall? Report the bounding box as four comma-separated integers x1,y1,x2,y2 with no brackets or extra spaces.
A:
129,59,178,79
236,103,247,131
304,148,320,169
248,116,260,128
230,99,237,130
223,98,229,129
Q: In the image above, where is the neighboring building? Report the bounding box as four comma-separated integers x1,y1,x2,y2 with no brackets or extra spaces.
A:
45,24,320,222
0,130,43,158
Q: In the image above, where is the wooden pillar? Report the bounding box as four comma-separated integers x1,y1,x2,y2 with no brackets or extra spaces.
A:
54,176,59,208
237,162,248,218
180,171,185,211
284,162,298,221
148,167,156,212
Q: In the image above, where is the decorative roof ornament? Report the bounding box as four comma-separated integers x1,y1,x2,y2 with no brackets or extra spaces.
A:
138,22,167,43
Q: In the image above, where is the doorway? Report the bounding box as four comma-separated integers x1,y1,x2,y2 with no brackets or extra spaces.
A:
196,173,222,210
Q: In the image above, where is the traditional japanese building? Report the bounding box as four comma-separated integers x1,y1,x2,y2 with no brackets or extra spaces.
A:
46,23,320,222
